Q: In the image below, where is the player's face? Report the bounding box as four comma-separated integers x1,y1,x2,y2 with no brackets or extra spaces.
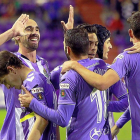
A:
20,19,40,51
103,38,112,60
88,33,98,59
0,72,22,89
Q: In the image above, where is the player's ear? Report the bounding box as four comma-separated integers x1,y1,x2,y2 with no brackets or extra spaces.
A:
128,29,134,38
67,46,71,55
12,36,20,45
7,66,16,74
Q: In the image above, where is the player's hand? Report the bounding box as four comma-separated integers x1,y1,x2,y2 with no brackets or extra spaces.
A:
124,42,140,54
61,61,77,74
61,5,74,31
18,85,33,107
111,124,120,139
11,14,29,37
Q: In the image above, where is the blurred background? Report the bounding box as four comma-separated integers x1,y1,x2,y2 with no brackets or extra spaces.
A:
0,0,138,139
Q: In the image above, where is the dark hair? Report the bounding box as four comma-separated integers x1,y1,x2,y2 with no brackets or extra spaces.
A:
127,11,140,39
0,51,23,77
93,24,111,59
64,28,89,56
77,23,97,34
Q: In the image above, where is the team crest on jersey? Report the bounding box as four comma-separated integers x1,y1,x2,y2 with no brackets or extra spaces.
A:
61,90,66,97
43,68,49,78
90,128,102,140
60,83,69,89
37,93,43,100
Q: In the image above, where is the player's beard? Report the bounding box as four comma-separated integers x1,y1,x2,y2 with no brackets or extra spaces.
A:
22,35,39,51
24,41,39,51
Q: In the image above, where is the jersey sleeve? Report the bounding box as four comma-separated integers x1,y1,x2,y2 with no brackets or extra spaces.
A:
108,94,128,112
116,107,131,128
109,79,128,99
50,65,62,90
23,74,47,106
58,71,77,105
108,80,129,112
109,52,130,79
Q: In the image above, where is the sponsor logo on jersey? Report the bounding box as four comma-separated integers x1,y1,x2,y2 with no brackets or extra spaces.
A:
90,128,102,140
61,90,66,97
37,93,43,100
86,62,99,69
31,87,43,94
60,83,69,89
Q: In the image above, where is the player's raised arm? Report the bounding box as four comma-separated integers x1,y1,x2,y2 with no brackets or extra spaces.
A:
61,5,74,31
0,14,29,46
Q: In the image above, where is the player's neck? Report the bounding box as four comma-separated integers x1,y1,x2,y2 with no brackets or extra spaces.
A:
19,65,33,82
18,48,37,63
70,55,88,61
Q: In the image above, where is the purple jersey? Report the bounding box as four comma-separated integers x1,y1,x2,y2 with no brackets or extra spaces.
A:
59,58,111,140
108,80,128,112
0,52,55,140
109,51,140,140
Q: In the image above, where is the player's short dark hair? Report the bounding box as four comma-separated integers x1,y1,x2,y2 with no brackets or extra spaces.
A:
0,51,23,77
77,23,97,34
127,11,140,39
64,28,89,56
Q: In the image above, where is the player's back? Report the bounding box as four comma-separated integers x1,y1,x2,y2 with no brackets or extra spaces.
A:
61,58,111,140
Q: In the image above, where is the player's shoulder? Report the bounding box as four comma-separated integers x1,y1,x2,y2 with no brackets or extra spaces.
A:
61,69,78,83
86,58,107,71
51,65,62,73
90,58,106,65
113,51,140,63
25,71,45,88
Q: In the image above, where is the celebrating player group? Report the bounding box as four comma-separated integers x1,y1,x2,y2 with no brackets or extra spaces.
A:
0,4,140,140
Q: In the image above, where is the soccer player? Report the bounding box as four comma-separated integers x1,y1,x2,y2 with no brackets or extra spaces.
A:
61,11,140,140
0,14,59,140
19,28,112,140
92,24,128,140
0,50,57,140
